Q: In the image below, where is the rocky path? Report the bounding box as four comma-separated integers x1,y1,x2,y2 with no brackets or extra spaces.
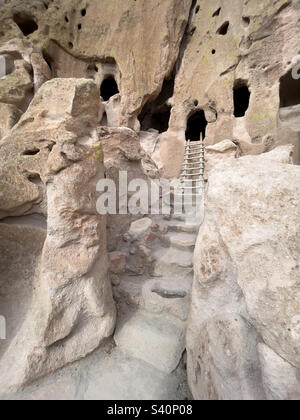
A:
8,213,201,400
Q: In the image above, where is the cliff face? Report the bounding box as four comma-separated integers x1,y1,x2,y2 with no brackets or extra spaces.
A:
188,147,300,400
168,0,300,175
0,0,192,127
1,0,299,175
0,0,299,400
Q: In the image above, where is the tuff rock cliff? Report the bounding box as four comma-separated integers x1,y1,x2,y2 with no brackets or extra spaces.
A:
0,0,299,400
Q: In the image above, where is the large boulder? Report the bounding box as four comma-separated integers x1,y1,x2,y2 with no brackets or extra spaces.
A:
98,126,159,251
187,147,300,400
0,78,116,396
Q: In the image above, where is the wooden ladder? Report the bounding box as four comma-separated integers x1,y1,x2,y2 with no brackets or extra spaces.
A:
180,134,205,197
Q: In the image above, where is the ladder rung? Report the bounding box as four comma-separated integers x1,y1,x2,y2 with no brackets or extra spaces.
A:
185,146,204,150
182,173,203,177
181,169,202,172
182,166,203,169
182,164,202,168
182,168,199,171
181,177,203,180
181,180,204,184
181,180,204,182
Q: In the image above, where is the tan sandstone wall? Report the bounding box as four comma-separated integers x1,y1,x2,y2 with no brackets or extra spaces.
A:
0,0,299,400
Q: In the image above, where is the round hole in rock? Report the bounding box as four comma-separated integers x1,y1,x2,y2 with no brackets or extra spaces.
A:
185,110,208,141
68,42,73,49
65,16,69,23
100,76,119,101
212,49,216,54
217,21,229,35
195,5,200,14
194,100,199,107
81,8,86,16
27,173,42,185
22,148,40,156
78,23,82,30
242,17,250,27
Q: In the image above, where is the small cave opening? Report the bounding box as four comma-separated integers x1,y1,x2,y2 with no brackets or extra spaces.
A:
212,7,221,17
100,76,119,101
27,172,42,185
139,105,172,133
280,69,300,108
242,16,250,27
13,13,38,36
22,147,40,156
233,81,250,117
217,21,229,35
138,69,175,133
185,110,208,141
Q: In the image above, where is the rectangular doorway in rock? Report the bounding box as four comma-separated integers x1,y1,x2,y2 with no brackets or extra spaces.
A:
233,81,250,118
100,76,119,101
278,69,300,165
280,69,300,108
185,110,208,141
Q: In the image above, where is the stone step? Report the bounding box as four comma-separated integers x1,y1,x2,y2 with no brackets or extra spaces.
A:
172,212,199,222
165,220,200,234
83,348,188,400
114,275,192,321
115,310,186,374
165,231,197,251
141,277,192,321
167,220,200,234
152,247,193,278
11,346,189,400
151,216,200,234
